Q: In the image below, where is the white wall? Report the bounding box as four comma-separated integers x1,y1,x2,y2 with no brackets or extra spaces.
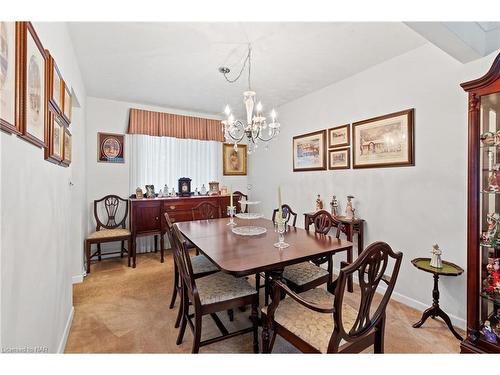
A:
249,43,500,329
85,97,248,236
0,22,87,352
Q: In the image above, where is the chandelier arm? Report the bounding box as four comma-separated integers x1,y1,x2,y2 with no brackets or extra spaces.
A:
256,126,278,142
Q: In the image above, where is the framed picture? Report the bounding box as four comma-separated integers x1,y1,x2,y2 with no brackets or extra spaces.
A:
46,51,63,115
45,109,64,164
292,129,327,172
20,22,47,148
62,83,72,125
0,21,21,134
352,109,414,169
328,124,350,148
328,147,350,170
223,143,247,175
98,132,125,163
61,127,71,167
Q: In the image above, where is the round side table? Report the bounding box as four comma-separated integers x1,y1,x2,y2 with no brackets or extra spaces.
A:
411,257,464,341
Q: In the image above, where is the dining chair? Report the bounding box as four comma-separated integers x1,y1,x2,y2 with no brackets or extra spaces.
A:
171,224,259,353
261,241,403,353
271,204,298,227
233,190,248,213
164,212,219,328
85,195,132,273
281,210,352,296
191,201,222,220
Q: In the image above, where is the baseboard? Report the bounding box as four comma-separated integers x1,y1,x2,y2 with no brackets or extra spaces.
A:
331,266,466,331
72,274,84,284
57,306,74,353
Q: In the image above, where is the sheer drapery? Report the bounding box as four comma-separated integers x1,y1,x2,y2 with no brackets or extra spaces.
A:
129,134,221,252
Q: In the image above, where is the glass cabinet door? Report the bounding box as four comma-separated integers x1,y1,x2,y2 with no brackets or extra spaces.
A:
479,92,500,345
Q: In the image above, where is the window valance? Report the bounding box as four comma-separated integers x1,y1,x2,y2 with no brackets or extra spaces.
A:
127,108,224,142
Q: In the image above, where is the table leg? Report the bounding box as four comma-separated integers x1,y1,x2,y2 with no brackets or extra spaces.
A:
357,221,364,257
412,273,463,341
160,234,165,263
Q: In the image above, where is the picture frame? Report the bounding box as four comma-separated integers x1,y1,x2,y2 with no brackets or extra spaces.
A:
223,143,247,176
97,132,125,163
352,109,414,169
292,129,327,172
0,21,22,135
62,82,72,125
328,147,351,170
46,50,63,115
61,127,72,167
45,109,64,165
328,124,350,148
19,22,47,148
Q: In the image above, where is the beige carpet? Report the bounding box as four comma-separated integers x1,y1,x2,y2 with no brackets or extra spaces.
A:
65,252,463,353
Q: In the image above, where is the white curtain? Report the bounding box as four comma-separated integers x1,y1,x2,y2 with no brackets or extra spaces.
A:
129,134,221,252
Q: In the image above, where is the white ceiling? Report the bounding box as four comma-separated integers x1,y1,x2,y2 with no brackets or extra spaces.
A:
68,22,428,116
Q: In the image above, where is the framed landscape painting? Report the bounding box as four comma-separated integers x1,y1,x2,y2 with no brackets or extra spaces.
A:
352,109,414,169
223,143,247,175
98,132,125,163
328,124,350,148
45,110,64,165
292,129,327,172
0,21,21,134
20,22,47,148
328,147,350,170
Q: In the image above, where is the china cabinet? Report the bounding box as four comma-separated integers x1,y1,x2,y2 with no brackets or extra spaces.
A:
462,53,500,353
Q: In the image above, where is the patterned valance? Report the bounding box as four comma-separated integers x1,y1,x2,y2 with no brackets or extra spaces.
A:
127,108,224,142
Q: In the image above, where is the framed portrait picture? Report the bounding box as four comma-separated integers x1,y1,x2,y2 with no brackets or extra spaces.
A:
61,127,72,167
0,21,21,134
328,124,350,148
223,143,247,176
98,132,125,163
328,147,350,170
352,109,414,169
46,52,63,115
292,129,327,172
62,83,72,125
20,22,46,148
45,110,64,165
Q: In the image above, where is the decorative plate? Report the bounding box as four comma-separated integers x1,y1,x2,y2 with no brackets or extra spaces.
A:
231,226,267,236
235,213,264,220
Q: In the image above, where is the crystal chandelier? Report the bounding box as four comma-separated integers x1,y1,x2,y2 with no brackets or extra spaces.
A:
219,44,280,154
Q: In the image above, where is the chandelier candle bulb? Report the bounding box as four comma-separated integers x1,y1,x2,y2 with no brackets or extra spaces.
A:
278,186,283,224
230,187,233,208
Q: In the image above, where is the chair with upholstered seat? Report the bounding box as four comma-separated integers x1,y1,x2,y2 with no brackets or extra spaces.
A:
164,212,219,328
85,195,132,273
282,210,351,295
262,241,403,353
171,224,259,353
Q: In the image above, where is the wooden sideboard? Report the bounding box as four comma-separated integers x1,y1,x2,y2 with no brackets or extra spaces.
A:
130,195,232,266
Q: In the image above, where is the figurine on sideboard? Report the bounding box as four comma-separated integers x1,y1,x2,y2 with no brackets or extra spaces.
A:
345,195,355,220
158,189,163,198
430,244,443,269
170,187,176,197
200,184,207,195
163,184,168,195
194,187,199,196
315,194,323,211
136,187,144,199
330,195,339,217
481,212,500,247
482,320,498,343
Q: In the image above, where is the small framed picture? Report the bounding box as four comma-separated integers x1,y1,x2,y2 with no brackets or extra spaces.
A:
328,147,350,170
223,143,247,175
0,21,22,134
98,132,125,163
45,109,64,165
46,52,63,115
61,127,72,167
352,108,414,169
292,129,327,172
62,83,72,125
20,22,47,148
328,124,350,148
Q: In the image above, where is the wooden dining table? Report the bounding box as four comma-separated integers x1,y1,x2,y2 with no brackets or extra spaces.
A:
176,217,353,278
